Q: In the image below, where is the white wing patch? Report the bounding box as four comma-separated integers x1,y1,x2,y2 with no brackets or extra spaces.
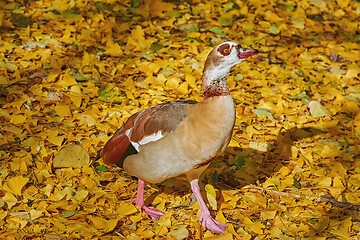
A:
125,128,164,152
131,142,140,152
138,131,164,145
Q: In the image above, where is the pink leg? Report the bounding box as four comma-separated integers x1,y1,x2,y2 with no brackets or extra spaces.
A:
190,179,227,234
132,179,165,220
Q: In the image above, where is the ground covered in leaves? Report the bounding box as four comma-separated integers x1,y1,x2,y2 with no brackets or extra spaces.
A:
1,0,360,239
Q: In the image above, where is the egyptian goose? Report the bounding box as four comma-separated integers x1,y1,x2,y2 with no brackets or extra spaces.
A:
101,42,258,234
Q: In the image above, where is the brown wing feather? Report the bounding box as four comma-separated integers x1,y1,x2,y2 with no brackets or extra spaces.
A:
101,129,132,166
125,100,197,143
101,100,197,166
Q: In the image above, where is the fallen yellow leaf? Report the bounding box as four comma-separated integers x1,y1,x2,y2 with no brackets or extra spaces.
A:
88,216,118,232
53,144,90,168
3,176,29,196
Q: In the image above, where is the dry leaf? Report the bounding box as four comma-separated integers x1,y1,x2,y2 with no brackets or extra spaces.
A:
1,193,18,209
308,101,333,118
53,144,90,168
3,176,29,196
167,227,189,240
88,216,118,232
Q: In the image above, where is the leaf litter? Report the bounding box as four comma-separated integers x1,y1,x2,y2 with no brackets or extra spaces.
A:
0,0,360,239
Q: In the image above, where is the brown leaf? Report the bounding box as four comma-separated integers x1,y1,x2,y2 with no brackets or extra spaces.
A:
53,144,90,168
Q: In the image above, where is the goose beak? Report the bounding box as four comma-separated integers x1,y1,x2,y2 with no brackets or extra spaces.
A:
237,45,258,59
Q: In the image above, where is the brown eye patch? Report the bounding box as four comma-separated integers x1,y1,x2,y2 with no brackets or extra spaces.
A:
217,43,231,56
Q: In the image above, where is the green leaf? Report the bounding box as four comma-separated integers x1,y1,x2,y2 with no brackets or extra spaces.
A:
98,83,126,103
11,13,32,28
293,175,301,189
70,69,91,82
253,108,274,120
132,0,140,8
211,170,219,186
218,17,232,26
95,165,107,172
270,25,278,34
92,77,100,83
60,210,77,218
287,91,313,105
172,11,181,18
178,23,199,33
61,10,81,20
95,2,111,11
149,42,164,52
209,26,223,34
282,5,295,11
236,156,246,167
42,64,52,69
227,0,240,11
185,37,202,43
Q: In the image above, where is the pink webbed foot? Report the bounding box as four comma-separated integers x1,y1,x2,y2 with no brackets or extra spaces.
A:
132,179,165,220
132,197,165,220
190,179,227,234
199,214,227,234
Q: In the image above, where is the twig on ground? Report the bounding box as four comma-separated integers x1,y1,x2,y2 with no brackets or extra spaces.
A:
242,185,360,211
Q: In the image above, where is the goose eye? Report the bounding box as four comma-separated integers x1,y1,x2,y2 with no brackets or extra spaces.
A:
217,43,231,56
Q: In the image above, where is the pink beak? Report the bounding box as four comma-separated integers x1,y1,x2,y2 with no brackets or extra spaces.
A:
237,46,258,59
